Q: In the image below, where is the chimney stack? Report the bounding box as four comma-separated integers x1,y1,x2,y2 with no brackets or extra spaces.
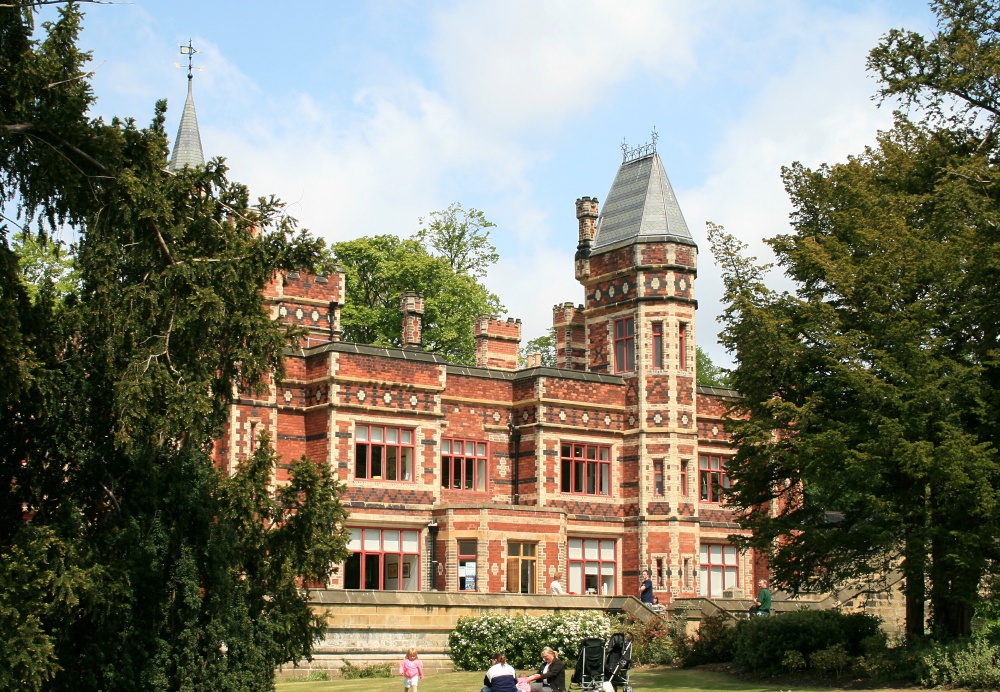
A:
400,291,425,349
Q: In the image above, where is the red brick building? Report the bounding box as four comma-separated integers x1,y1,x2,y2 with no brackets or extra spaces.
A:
213,146,757,604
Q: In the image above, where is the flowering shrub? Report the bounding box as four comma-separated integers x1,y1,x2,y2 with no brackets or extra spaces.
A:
448,611,612,670
607,613,676,665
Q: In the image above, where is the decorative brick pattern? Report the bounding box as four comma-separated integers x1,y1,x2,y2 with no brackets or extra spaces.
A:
210,173,784,609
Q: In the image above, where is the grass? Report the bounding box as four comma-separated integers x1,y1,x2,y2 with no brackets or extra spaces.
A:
275,666,916,692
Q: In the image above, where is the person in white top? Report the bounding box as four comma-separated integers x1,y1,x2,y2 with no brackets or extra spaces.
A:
549,577,565,595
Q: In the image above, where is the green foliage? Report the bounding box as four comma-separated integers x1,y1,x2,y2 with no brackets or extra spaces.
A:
679,612,737,667
333,231,503,365
870,0,1000,131
782,649,806,673
731,610,881,675
416,202,499,279
696,346,731,388
11,230,77,300
0,526,98,691
520,327,556,367
917,638,1000,689
608,613,675,666
713,0,1000,640
0,6,351,690
447,611,611,670
339,661,394,680
712,117,1000,639
809,643,850,678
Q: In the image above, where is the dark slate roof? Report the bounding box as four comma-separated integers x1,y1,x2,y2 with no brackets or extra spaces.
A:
592,151,695,251
168,80,204,171
290,342,625,385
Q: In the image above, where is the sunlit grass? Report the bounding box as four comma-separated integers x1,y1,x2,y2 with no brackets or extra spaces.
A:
275,666,906,692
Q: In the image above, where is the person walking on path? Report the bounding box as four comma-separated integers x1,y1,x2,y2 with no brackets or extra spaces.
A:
639,569,654,605
753,579,772,616
398,647,424,690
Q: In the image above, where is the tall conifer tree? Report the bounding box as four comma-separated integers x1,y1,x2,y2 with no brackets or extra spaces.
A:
1,5,349,689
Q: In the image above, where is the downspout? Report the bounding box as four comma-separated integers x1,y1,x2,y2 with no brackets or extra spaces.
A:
508,418,520,505
427,521,439,591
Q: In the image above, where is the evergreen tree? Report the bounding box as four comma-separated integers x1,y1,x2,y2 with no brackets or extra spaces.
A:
711,0,1000,640
1,5,349,689
712,118,1000,639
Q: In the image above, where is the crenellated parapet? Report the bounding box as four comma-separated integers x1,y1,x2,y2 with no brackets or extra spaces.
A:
266,267,345,348
473,316,521,370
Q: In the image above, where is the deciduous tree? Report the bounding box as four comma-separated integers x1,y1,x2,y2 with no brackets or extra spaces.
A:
333,225,503,365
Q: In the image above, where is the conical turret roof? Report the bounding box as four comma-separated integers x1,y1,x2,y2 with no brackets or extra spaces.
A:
168,79,204,170
592,151,694,251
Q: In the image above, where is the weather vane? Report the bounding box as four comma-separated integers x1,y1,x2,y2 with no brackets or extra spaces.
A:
175,40,202,81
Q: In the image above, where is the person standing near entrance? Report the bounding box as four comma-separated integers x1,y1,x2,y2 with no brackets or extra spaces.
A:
639,569,654,605
753,579,772,616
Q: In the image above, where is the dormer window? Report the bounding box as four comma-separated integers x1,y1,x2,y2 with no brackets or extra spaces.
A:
614,317,635,373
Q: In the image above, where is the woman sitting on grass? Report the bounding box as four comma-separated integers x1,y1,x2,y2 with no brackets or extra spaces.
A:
481,652,518,692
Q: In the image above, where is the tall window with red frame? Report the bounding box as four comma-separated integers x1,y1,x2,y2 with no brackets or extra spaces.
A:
699,544,738,597
652,321,664,370
344,528,420,590
699,454,730,502
568,537,616,595
680,459,689,496
614,317,635,373
441,438,488,491
653,460,664,496
355,424,415,481
560,443,611,495
678,322,688,370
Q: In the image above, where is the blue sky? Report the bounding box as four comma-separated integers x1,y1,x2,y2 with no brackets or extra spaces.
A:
52,0,936,366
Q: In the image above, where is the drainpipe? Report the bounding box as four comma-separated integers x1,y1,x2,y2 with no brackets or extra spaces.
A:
427,521,439,591
508,418,521,505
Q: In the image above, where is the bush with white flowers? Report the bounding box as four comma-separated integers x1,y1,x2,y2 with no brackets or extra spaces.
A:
448,610,611,670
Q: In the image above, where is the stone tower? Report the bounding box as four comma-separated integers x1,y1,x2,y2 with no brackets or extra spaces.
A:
569,145,701,594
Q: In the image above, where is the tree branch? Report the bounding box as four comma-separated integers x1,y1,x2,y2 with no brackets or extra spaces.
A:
151,221,176,265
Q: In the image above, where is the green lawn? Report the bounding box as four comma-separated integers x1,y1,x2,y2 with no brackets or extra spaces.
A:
275,666,910,692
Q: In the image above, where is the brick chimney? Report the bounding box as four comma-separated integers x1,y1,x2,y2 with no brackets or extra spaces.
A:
400,291,425,349
474,316,522,370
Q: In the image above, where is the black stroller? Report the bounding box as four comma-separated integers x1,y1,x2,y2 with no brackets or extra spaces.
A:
604,633,633,692
570,637,605,691
570,633,633,692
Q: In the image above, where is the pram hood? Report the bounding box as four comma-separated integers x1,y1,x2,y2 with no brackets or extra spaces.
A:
570,637,605,684
605,632,633,683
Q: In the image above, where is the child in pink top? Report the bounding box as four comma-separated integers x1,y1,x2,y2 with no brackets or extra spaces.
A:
399,647,424,690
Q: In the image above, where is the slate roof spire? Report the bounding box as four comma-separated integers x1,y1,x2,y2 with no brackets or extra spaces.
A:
592,135,694,251
168,40,205,171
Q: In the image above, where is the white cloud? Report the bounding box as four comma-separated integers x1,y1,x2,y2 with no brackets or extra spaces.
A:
681,7,899,365
427,0,708,131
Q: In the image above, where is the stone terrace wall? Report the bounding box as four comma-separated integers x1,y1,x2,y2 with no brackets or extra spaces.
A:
281,591,647,677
